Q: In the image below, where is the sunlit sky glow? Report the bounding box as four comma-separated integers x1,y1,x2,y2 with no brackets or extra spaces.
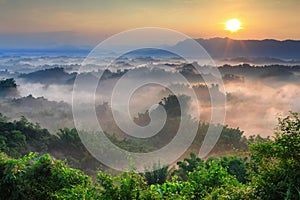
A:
225,19,242,32
0,0,299,48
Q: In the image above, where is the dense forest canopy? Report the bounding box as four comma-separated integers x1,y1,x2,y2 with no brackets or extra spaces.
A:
0,112,299,199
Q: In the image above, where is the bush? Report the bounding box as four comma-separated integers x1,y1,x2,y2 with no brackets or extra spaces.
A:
0,112,299,199
0,153,92,200
144,161,169,185
249,112,300,199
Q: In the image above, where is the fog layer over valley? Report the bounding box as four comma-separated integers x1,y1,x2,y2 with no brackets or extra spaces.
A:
0,54,300,138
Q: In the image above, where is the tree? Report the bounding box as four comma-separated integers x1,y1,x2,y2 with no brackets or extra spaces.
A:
144,161,169,185
0,78,16,90
249,112,300,199
0,153,91,200
159,94,190,118
188,159,240,199
0,78,18,97
176,152,204,180
220,156,249,184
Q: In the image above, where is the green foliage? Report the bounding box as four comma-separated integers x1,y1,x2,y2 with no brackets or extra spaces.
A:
0,130,26,157
248,112,300,199
244,134,270,144
0,115,56,157
0,78,18,97
144,161,169,185
216,125,245,150
0,115,103,174
0,152,246,200
0,113,8,123
193,122,247,153
188,159,240,199
159,94,190,118
149,176,195,199
57,128,88,159
0,78,16,90
107,133,155,153
94,171,149,200
0,153,92,200
220,156,249,183
176,152,204,180
131,95,248,156
55,128,103,172
0,112,299,199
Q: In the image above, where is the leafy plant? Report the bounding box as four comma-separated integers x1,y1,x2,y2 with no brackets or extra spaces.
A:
144,161,169,185
249,112,300,199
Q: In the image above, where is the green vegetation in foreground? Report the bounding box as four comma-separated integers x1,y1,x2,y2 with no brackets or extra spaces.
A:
0,101,254,175
0,112,299,199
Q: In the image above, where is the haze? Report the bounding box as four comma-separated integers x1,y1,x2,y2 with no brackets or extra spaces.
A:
0,0,300,49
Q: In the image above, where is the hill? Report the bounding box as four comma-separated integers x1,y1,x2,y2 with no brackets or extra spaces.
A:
172,37,300,60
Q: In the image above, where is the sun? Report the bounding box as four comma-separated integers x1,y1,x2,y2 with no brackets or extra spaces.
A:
225,18,242,32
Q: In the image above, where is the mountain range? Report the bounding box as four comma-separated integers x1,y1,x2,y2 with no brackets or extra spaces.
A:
1,37,300,61
174,37,300,60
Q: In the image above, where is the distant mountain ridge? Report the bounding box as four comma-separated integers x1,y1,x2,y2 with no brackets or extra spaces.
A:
1,37,300,60
19,67,76,85
173,37,300,60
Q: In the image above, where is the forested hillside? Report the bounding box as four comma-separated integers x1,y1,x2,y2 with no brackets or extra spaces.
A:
0,112,299,199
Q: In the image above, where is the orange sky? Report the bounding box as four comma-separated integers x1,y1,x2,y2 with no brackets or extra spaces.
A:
0,0,299,47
